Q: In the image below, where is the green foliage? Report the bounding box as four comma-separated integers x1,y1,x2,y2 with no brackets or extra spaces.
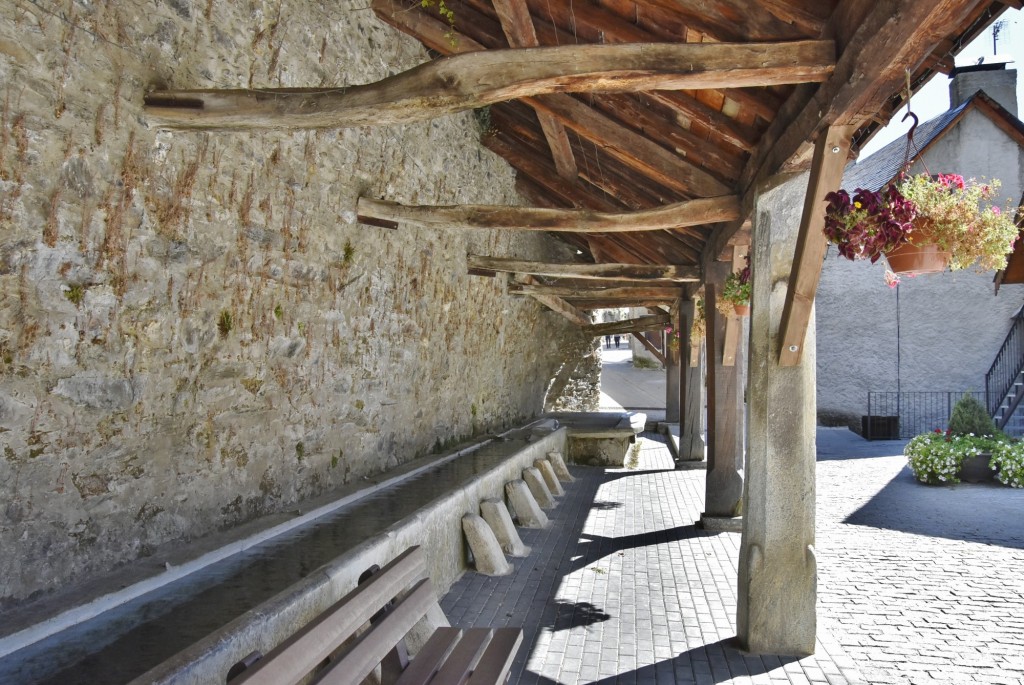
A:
273,304,284,320
217,310,233,337
421,0,457,46
295,442,305,461
65,284,85,307
947,394,999,437
632,356,660,369
342,239,355,266
990,442,1024,488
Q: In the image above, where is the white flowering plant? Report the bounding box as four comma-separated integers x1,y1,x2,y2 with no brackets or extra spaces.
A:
990,441,1024,488
904,431,1002,485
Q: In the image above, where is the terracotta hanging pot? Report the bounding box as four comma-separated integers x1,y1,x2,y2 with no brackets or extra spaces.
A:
884,219,951,274
733,303,750,316
884,242,951,274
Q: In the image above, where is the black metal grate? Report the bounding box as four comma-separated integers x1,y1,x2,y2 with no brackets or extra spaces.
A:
865,391,990,439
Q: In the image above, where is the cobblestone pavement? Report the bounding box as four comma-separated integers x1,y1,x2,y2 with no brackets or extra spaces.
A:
815,430,1024,685
442,435,864,684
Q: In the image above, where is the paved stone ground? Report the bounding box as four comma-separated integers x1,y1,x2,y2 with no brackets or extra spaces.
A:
815,429,1024,685
442,435,863,684
442,430,1024,684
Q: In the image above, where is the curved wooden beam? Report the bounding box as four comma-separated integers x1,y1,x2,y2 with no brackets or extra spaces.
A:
356,196,740,232
144,41,834,130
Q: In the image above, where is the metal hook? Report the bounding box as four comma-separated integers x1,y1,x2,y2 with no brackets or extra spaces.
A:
901,110,919,143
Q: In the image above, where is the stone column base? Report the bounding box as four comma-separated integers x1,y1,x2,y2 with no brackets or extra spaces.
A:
675,460,707,471
698,514,743,532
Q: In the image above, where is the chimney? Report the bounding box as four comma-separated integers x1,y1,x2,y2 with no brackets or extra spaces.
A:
949,61,1018,117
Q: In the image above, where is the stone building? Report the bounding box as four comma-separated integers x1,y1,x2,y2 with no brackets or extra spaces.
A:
816,62,1024,436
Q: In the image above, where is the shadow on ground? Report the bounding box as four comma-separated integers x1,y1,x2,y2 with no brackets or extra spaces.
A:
525,639,801,684
844,465,1024,550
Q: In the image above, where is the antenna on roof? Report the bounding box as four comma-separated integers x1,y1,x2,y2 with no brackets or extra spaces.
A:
993,19,1007,54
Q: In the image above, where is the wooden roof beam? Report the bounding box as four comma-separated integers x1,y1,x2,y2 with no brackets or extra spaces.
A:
585,314,671,337
145,41,836,130
509,284,684,301
355,196,740,232
705,0,985,265
491,0,577,181
467,256,700,282
515,275,592,326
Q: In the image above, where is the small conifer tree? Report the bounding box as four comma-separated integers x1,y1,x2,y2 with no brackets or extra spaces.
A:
947,394,999,437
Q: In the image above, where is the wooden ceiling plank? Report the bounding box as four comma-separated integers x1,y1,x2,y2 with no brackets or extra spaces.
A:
593,93,743,182
467,256,701,282
491,0,578,180
778,125,855,366
145,40,835,130
355,194,740,233
647,91,760,154
757,0,830,36
485,133,621,212
529,94,733,198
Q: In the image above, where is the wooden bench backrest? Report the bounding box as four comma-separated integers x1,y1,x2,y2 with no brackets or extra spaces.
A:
234,546,433,685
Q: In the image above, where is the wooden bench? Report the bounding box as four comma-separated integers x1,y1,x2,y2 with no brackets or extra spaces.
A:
229,546,523,685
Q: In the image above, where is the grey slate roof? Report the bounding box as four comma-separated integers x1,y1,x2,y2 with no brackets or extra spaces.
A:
843,100,971,192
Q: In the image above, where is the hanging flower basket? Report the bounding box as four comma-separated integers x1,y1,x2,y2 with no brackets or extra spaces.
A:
717,255,751,316
823,174,1021,280
882,218,951,274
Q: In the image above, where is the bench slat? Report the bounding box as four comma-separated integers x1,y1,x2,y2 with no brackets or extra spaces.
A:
314,578,437,685
429,628,493,685
393,627,464,685
235,546,429,685
465,628,523,685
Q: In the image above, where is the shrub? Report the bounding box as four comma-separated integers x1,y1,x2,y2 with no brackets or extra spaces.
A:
947,394,999,437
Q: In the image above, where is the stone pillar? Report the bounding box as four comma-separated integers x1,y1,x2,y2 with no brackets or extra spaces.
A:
736,172,817,656
665,303,681,423
678,301,705,462
702,273,744,524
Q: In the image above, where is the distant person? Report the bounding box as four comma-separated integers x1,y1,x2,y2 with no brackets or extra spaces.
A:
614,335,620,349
605,335,611,349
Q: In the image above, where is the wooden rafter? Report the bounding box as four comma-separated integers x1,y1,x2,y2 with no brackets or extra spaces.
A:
515,275,591,326
490,0,577,180
145,40,835,130
356,196,739,232
584,314,671,337
778,125,855,366
467,256,700,282
508,284,683,301
632,332,668,366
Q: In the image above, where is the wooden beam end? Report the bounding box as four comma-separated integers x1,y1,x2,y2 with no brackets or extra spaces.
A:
357,215,399,230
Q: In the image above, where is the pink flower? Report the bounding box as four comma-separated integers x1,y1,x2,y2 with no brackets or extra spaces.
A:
993,206,1001,215
884,270,901,289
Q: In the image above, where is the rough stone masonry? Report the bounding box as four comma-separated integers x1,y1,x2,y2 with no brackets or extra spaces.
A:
0,0,598,607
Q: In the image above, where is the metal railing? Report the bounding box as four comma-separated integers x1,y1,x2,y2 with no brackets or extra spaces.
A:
865,391,989,439
985,308,1024,418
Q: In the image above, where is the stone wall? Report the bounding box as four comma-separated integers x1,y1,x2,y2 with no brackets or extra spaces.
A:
0,0,596,606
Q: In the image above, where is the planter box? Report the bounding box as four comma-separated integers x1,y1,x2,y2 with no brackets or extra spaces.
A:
958,453,998,484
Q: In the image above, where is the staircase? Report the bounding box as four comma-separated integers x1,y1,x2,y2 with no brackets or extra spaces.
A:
985,308,1024,437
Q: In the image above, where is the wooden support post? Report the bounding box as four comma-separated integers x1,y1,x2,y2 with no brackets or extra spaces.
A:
666,302,681,423
722,245,748,367
737,172,817,656
702,264,744,523
778,125,855,366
